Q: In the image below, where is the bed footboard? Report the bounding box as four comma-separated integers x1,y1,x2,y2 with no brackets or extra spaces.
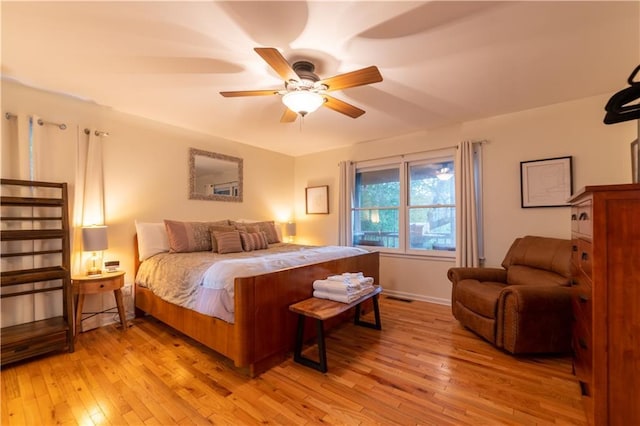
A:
134,238,379,377
233,251,379,375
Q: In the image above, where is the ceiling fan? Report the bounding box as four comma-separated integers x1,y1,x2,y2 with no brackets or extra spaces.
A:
220,48,383,122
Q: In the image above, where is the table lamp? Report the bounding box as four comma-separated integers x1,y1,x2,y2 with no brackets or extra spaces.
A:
82,225,108,275
285,222,297,243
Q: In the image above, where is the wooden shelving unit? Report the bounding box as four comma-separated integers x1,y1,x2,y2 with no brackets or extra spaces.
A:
1,178,74,366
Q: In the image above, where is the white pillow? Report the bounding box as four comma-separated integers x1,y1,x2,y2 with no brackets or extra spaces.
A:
135,221,169,261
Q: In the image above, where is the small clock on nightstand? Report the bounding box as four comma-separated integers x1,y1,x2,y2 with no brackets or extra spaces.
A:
72,270,127,335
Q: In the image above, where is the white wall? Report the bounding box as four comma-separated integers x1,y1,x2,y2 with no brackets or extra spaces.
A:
3,80,636,313
2,80,295,328
294,93,637,304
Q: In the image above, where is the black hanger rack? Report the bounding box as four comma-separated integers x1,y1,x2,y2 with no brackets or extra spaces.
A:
604,64,640,125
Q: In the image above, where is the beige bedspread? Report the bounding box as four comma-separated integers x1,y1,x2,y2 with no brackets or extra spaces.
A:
135,243,368,323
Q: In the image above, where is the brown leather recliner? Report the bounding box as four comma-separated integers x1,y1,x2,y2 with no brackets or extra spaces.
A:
447,235,573,354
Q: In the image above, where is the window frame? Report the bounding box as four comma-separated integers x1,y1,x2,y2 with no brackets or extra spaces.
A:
351,149,457,258
351,162,402,249
405,157,456,258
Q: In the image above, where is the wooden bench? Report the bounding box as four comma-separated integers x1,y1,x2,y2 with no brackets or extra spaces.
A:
288,286,382,373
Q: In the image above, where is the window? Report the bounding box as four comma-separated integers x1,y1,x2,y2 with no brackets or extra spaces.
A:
351,152,457,256
352,166,401,248
408,159,456,252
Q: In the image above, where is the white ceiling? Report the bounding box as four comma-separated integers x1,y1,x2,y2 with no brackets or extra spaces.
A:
2,1,639,157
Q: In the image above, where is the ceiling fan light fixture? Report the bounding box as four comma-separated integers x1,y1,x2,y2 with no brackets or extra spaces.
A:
221,47,382,121
282,91,324,116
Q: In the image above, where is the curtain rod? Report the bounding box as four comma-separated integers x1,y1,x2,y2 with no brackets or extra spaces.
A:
5,112,67,130
341,140,487,166
84,128,110,137
37,118,67,130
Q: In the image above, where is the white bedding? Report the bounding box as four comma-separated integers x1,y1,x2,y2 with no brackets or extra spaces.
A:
135,243,368,323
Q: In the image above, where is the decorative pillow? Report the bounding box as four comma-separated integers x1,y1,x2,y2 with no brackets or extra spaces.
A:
258,231,269,247
274,223,283,242
213,230,243,254
233,223,260,233
209,225,236,252
232,220,280,244
240,231,269,251
164,219,229,252
257,221,281,244
135,221,169,261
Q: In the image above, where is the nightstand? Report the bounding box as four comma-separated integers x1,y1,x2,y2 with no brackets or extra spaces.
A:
72,271,127,335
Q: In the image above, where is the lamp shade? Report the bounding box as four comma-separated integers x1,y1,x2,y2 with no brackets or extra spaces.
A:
82,226,108,251
285,222,297,237
282,91,324,116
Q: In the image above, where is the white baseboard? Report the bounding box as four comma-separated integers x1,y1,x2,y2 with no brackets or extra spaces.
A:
380,288,451,306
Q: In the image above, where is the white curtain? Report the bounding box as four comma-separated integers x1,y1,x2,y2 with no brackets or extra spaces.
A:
72,128,113,331
455,140,482,267
2,119,110,329
30,117,63,320
338,161,354,246
1,115,65,325
1,115,35,327
71,128,106,276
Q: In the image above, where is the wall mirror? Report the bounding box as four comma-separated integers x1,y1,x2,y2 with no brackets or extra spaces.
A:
189,147,243,202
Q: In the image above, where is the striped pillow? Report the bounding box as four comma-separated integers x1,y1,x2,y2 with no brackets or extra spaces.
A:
209,225,236,252
240,231,269,251
232,220,280,244
212,230,243,254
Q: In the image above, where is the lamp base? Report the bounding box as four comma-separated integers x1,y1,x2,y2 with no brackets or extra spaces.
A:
87,268,102,276
86,251,103,276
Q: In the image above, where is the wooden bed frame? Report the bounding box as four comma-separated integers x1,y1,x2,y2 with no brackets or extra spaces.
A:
134,237,379,377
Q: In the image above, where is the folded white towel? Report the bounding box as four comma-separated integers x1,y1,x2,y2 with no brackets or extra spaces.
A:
328,272,363,280
313,279,361,294
313,286,375,304
343,272,364,278
327,275,374,287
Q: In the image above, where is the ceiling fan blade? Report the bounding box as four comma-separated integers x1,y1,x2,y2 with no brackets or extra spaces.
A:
320,66,383,92
280,108,298,123
323,95,366,118
220,89,278,97
254,47,299,82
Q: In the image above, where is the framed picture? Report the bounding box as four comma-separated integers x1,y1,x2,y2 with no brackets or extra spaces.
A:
305,185,329,214
632,139,639,183
520,156,573,208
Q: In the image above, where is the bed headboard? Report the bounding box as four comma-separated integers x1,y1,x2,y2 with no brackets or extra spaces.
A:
134,235,141,276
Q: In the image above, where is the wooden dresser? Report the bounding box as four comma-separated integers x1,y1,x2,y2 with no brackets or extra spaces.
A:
569,183,640,425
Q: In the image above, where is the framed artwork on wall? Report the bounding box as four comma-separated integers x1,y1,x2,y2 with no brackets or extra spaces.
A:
520,156,573,208
305,185,329,214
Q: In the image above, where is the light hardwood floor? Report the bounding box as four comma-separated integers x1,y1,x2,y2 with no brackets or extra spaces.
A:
1,296,587,425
